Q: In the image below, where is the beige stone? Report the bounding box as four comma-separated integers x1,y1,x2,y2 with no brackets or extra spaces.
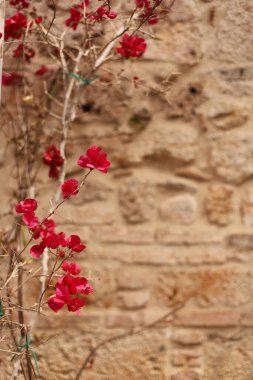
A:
197,100,249,130
119,177,155,223
241,188,253,226
205,184,234,225
159,194,197,225
171,349,202,367
209,130,253,183
117,290,150,310
172,330,205,345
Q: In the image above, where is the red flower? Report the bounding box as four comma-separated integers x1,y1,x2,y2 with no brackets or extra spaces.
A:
67,297,86,313
67,235,86,252
88,6,117,21
61,179,79,199
48,296,66,312
61,261,81,275
35,16,43,24
10,0,30,8
15,198,37,213
77,145,111,173
22,211,39,228
13,43,35,63
2,73,13,86
5,12,28,41
34,65,49,76
48,272,92,314
30,243,45,258
117,34,147,59
2,72,22,86
43,145,64,179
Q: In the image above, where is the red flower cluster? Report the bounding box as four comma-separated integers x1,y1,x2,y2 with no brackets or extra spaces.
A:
66,1,117,29
16,198,39,230
48,263,93,314
135,0,161,24
34,65,50,76
61,179,79,199
10,0,30,8
65,1,89,30
13,43,35,63
43,145,64,178
15,146,110,313
5,12,28,41
87,6,117,21
77,145,111,173
117,34,147,59
2,72,22,86
15,197,86,258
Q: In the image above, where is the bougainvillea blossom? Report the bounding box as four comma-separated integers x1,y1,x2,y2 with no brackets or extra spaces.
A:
10,0,30,9
5,12,28,41
65,3,86,30
87,6,117,21
117,34,147,58
34,65,49,76
22,211,39,228
43,145,64,178
48,271,92,314
30,242,45,259
61,179,79,199
15,198,37,213
13,43,35,63
67,234,86,252
77,145,111,173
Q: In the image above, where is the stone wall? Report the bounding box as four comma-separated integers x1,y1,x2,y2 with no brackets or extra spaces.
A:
3,0,253,379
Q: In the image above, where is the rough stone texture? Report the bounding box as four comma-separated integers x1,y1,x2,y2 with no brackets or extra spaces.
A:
4,1,253,379
159,194,197,225
209,130,253,184
119,177,155,223
205,184,234,225
241,188,253,226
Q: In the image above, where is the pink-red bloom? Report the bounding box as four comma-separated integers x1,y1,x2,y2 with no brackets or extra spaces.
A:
30,242,45,258
88,6,117,21
67,235,86,253
65,1,89,30
5,12,28,41
34,65,49,76
61,179,79,199
10,0,30,8
13,43,35,63
48,270,92,314
77,145,111,173
117,34,147,59
15,198,37,213
22,211,39,228
43,145,64,178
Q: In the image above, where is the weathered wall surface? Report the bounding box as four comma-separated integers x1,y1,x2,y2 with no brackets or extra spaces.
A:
3,0,253,379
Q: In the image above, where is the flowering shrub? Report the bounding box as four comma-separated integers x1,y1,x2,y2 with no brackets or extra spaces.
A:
0,0,176,377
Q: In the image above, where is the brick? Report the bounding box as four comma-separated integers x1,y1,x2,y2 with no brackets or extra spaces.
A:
156,226,224,245
171,329,205,345
228,234,253,249
116,268,150,290
171,369,201,380
205,184,234,226
171,349,202,367
117,290,150,310
91,225,155,244
94,245,232,265
105,309,143,328
174,309,241,327
159,194,197,225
